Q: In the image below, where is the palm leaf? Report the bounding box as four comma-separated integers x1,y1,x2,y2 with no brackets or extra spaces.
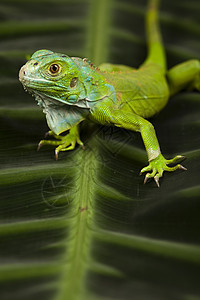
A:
0,0,200,299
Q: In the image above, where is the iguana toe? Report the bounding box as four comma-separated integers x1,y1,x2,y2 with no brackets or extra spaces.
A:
141,154,187,187
37,129,84,159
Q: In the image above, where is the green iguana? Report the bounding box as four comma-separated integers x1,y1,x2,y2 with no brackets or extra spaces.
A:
19,0,200,187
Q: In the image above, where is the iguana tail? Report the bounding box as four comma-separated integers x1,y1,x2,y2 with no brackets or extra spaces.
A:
142,0,166,72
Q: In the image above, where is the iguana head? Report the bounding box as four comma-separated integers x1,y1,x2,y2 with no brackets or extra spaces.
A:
19,49,115,108
19,49,116,133
19,49,86,106
19,49,91,134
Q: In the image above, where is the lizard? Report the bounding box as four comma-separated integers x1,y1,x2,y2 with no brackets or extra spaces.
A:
19,0,200,187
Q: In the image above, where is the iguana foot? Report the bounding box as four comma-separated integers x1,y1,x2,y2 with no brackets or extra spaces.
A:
37,130,84,159
140,154,187,187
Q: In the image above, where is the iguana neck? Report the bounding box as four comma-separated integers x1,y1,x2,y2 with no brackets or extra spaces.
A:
69,57,117,109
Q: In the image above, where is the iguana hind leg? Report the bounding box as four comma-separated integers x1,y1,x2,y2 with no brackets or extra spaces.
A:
167,59,200,96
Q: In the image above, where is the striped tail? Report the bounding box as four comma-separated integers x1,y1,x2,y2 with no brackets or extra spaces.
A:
142,0,166,72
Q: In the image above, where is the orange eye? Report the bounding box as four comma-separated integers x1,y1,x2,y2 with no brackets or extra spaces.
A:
49,64,60,75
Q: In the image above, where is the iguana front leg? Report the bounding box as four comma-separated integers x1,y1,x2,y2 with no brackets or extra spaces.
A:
105,110,186,187
38,124,84,159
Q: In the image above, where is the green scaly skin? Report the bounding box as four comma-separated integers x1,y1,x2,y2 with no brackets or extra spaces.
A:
19,0,200,187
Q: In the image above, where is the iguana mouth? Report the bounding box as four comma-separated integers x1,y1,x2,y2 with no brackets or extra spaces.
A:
19,75,69,94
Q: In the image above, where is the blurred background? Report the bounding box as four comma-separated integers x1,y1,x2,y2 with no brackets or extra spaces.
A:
0,0,200,300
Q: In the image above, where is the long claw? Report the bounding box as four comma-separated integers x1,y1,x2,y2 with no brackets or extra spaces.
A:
176,155,185,160
37,142,42,151
166,155,186,164
45,131,62,139
178,164,187,171
45,131,50,138
179,155,185,160
55,150,59,160
144,174,150,184
154,176,160,188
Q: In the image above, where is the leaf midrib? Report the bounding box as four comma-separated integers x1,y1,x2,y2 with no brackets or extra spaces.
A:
54,1,113,298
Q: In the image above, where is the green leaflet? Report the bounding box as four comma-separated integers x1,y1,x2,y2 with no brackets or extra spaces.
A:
0,1,200,300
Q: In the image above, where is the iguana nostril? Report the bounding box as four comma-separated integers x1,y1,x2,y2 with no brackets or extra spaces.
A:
19,65,27,82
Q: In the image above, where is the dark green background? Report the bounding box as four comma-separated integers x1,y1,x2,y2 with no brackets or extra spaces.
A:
0,0,200,300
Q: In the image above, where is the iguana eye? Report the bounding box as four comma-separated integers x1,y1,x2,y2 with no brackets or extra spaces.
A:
49,64,60,75
70,77,78,88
